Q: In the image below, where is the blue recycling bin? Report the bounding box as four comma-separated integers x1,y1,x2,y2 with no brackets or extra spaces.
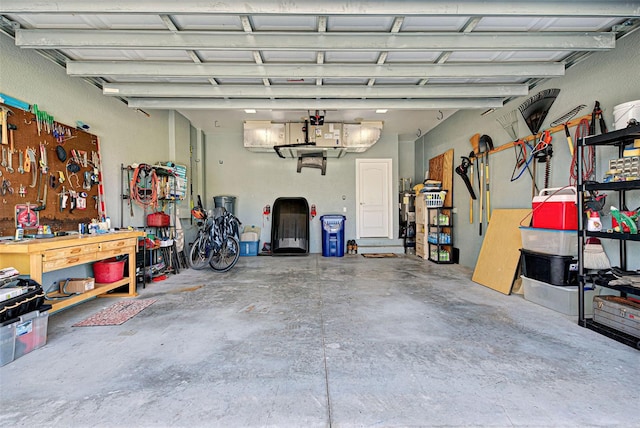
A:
320,215,346,257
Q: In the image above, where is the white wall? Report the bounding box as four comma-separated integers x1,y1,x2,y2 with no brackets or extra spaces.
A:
418,30,640,269
203,122,399,253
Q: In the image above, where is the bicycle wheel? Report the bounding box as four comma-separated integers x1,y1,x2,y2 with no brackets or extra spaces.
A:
188,234,213,270
209,236,240,272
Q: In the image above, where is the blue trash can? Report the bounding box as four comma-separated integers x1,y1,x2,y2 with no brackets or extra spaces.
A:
320,215,346,257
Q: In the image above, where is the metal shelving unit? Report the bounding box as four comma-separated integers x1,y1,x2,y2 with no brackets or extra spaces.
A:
577,124,640,350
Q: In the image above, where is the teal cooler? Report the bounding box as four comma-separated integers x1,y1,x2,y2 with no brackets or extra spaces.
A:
321,215,346,257
240,231,259,256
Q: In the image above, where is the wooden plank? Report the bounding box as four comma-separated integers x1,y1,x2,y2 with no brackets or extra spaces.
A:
472,208,530,295
486,113,593,155
428,148,454,206
442,149,454,207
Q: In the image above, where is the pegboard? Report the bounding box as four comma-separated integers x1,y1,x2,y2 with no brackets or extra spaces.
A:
0,103,102,236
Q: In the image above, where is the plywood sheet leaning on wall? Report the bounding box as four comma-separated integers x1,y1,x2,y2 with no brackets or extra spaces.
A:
0,103,101,236
472,209,529,295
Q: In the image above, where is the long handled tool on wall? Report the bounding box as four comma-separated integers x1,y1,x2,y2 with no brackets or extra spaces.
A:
518,89,561,198
468,151,475,224
455,156,476,200
479,135,494,223
550,105,586,157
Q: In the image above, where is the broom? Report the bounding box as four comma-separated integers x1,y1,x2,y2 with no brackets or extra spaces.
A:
584,238,611,270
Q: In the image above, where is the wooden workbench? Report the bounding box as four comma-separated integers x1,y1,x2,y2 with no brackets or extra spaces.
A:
0,231,144,314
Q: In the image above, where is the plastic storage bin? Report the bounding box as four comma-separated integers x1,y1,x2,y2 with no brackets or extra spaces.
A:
0,321,16,366
519,226,578,256
320,215,346,257
520,249,577,286
1,309,49,366
522,275,597,316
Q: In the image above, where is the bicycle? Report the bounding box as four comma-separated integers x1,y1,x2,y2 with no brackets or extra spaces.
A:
188,202,241,272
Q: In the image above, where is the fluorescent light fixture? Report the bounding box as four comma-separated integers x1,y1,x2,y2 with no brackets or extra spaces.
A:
376,109,388,113
244,109,256,113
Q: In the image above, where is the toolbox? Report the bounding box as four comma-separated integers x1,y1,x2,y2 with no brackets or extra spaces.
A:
0,279,45,324
147,212,170,227
593,296,640,339
532,187,578,230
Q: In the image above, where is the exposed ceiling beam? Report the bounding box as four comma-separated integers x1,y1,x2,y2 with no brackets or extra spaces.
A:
3,1,639,17
68,61,565,78
126,98,505,110
103,83,529,98
16,30,616,51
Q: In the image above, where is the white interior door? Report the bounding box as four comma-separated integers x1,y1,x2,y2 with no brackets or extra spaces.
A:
356,159,393,239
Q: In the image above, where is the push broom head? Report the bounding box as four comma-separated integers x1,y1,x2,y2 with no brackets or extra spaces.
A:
584,237,611,270
518,88,561,134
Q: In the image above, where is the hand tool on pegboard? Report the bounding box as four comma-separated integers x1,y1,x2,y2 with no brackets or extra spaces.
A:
0,106,10,146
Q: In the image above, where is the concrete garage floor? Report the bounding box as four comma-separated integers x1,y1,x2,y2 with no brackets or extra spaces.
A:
1,254,638,427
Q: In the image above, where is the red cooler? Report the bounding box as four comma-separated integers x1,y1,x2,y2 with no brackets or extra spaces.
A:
532,187,578,230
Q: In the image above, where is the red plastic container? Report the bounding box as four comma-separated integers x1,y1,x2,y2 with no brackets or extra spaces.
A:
93,258,125,283
147,212,170,227
532,187,578,230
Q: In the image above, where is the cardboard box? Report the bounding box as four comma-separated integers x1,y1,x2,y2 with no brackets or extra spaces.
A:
60,278,95,294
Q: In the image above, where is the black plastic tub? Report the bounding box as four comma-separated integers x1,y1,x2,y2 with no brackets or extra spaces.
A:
520,248,578,286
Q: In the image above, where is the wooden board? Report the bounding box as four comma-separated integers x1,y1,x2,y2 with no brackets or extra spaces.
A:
472,208,530,295
428,148,454,206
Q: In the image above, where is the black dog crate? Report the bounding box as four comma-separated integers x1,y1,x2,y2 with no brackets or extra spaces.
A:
271,197,309,255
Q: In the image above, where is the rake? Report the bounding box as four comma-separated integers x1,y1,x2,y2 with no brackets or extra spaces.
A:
518,88,561,135
496,110,519,141
550,104,587,156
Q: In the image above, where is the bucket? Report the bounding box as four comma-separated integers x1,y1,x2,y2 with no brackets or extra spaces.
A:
93,258,125,283
613,100,640,130
213,195,236,215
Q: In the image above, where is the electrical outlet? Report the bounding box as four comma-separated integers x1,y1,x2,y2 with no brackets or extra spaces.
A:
343,207,347,212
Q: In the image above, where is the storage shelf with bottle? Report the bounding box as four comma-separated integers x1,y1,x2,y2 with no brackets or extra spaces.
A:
427,204,453,264
577,124,640,350
399,188,416,254
121,163,187,284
